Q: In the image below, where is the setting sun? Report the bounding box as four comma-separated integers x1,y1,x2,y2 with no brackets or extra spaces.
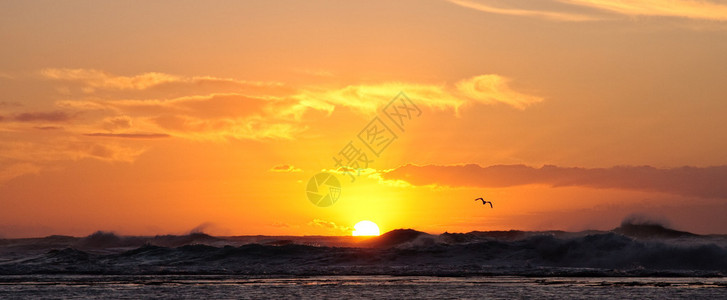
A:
2,0,727,297
352,220,381,236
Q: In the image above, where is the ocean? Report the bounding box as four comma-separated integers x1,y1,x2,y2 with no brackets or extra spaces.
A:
1,222,726,298
1,275,725,299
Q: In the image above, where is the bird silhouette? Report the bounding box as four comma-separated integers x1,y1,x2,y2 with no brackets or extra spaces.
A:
474,197,493,208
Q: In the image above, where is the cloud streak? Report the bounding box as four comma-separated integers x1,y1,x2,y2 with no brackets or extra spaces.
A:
562,0,727,21
12,111,73,123
269,164,302,172
0,138,146,164
447,0,727,22
381,164,727,199
34,126,63,130
308,219,352,234
292,74,543,116
447,0,598,22
41,68,282,92
84,132,171,139
57,93,306,141
0,163,41,183
455,75,544,109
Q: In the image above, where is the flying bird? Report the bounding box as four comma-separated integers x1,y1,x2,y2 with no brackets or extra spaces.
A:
475,197,493,208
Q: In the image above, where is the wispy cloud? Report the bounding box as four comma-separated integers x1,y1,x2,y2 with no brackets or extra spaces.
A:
52,70,542,141
294,69,335,77
308,219,352,234
0,163,41,183
0,101,22,108
41,68,181,90
12,111,74,123
270,221,299,229
0,138,146,164
447,0,598,22
562,0,727,21
33,126,63,130
455,75,544,109
151,115,304,141
269,164,302,172
447,0,727,22
57,93,306,141
381,164,727,199
41,68,282,92
0,69,546,182
84,132,171,139
293,74,543,116
101,115,133,131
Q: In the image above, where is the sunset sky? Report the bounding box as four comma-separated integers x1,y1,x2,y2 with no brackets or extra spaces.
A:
2,0,727,238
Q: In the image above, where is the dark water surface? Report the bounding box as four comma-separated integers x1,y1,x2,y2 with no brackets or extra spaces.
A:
1,275,726,299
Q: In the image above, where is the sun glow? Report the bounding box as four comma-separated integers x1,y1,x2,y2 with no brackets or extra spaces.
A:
352,220,380,236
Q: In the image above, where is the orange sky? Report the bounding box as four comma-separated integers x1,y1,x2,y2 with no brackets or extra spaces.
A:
2,0,727,238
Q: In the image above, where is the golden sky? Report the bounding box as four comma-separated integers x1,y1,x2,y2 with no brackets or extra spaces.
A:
1,0,727,237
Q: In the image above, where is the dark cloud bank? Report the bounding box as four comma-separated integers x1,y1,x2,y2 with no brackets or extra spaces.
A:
382,164,727,199
13,111,73,122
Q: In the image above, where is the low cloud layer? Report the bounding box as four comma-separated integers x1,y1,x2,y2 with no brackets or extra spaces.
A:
308,219,352,234
382,164,727,199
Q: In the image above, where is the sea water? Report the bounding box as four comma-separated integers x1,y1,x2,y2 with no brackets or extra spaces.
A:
0,275,725,299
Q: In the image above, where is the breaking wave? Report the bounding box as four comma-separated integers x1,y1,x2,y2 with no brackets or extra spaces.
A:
1,223,726,276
